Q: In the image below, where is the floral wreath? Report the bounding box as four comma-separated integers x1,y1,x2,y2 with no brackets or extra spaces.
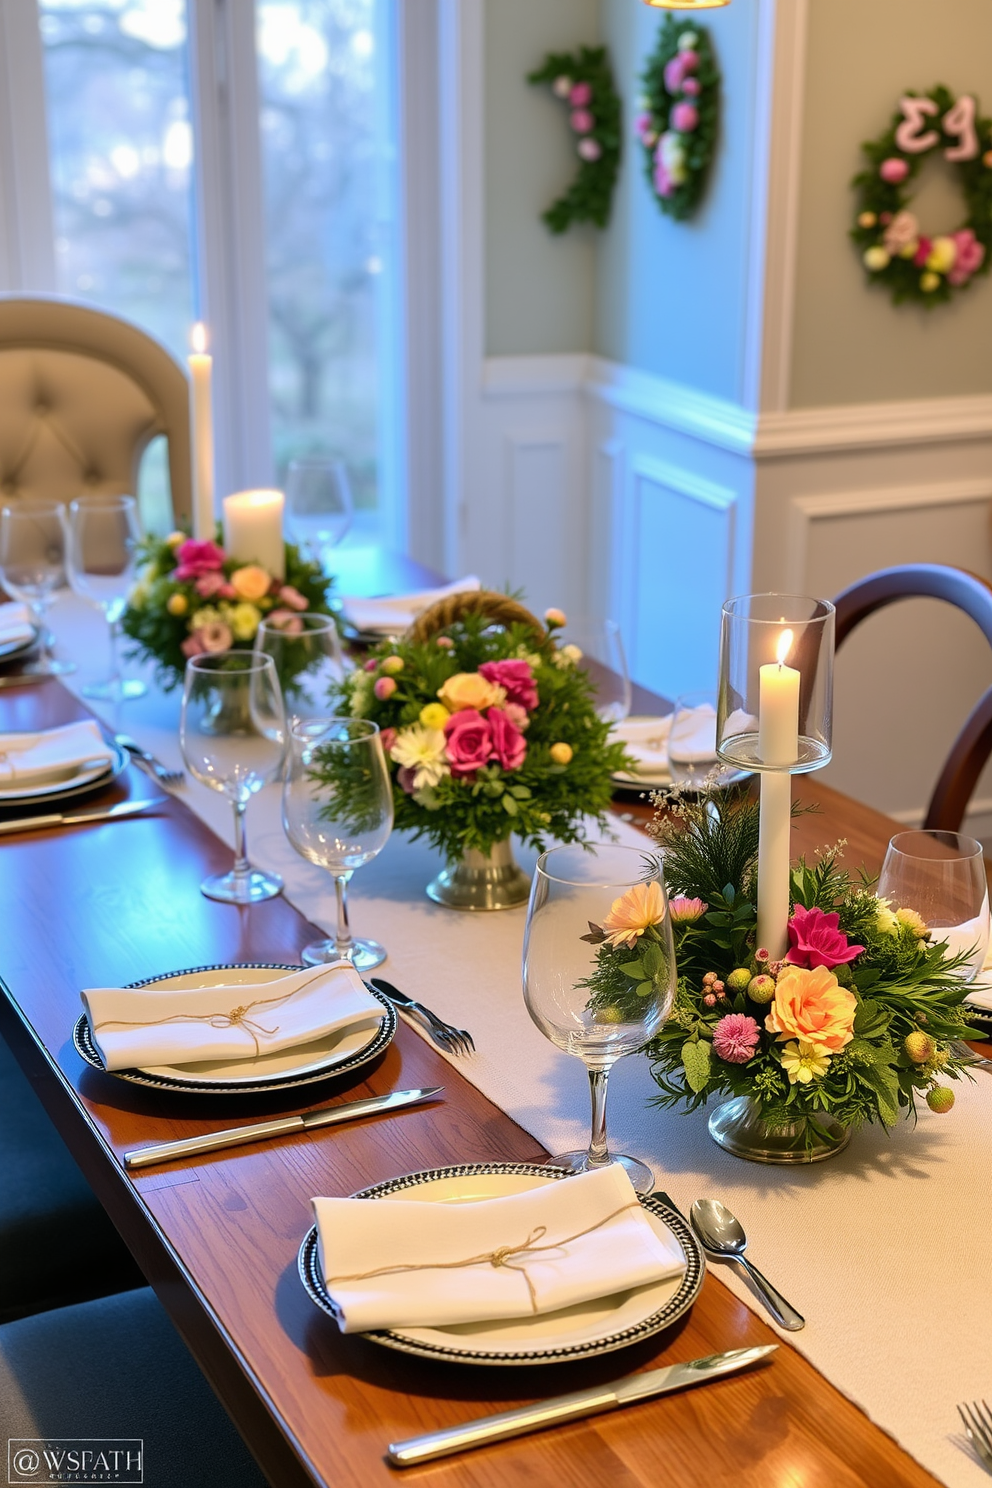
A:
637,16,720,222
527,46,621,235
851,86,992,306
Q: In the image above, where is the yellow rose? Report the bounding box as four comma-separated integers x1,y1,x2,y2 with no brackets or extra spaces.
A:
863,245,890,272
167,592,188,616
549,741,573,765
230,565,272,602
926,236,957,275
765,964,856,1055
166,530,186,548
228,602,262,641
437,671,503,712
420,702,449,730
920,271,940,293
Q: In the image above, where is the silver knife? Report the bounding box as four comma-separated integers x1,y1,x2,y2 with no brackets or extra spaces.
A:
0,797,167,835
387,1345,777,1467
124,1086,444,1170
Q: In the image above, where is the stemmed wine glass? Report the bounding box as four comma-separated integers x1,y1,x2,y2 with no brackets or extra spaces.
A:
180,653,287,903
65,494,146,700
877,830,990,980
522,842,677,1195
284,458,353,571
254,613,346,727
0,502,75,675
282,718,393,969
564,618,632,725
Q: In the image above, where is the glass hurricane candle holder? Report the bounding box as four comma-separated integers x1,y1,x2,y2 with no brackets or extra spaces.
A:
716,594,835,774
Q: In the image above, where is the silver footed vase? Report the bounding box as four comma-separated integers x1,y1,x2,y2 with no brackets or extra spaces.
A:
708,1095,851,1165
426,837,531,911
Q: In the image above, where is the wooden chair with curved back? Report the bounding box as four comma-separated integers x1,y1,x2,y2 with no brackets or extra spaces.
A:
833,563,992,833
0,295,191,525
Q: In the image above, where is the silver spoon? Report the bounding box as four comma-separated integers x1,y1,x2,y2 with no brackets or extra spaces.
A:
691,1199,805,1332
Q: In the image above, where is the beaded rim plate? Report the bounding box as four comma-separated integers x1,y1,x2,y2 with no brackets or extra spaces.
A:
73,962,396,1095
298,1162,704,1366
0,739,127,807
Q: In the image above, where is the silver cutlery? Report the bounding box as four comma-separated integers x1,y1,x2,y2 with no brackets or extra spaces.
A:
0,797,168,836
124,1085,443,1169
959,1400,992,1474
114,733,185,787
691,1199,805,1332
387,1344,777,1467
370,977,475,1056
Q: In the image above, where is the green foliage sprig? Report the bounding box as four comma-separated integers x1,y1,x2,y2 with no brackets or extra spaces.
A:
527,46,621,234
638,16,720,223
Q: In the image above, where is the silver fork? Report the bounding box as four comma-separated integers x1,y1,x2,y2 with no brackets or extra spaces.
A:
958,1400,992,1473
370,977,475,1057
114,733,184,788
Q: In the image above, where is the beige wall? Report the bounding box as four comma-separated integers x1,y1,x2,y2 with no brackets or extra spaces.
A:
484,0,599,357
790,0,992,408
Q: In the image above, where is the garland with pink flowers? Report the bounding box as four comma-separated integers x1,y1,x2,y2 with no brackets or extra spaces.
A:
637,16,720,223
851,86,992,307
527,47,621,235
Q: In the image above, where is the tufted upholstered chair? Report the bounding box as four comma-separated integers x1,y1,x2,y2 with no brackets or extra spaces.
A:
0,296,191,525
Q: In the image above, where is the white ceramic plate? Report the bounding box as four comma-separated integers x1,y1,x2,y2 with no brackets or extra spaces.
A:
0,625,41,663
298,1162,704,1365
74,962,396,1095
0,755,117,803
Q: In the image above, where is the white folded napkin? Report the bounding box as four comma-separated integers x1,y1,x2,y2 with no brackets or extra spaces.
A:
611,714,672,775
0,601,35,649
0,720,114,787
313,1163,685,1333
341,576,482,635
82,960,383,1071
668,703,718,765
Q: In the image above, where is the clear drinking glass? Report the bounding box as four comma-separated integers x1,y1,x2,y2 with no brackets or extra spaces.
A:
563,617,632,725
877,830,990,981
180,653,287,903
254,613,346,727
522,843,677,1195
65,494,146,700
0,502,75,675
284,459,354,570
282,718,393,969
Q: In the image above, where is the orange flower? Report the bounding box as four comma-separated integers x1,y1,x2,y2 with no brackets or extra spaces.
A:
765,964,856,1055
602,881,666,949
230,564,272,602
437,672,503,712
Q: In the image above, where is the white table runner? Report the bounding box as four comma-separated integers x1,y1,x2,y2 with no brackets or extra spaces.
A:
47,594,991,1488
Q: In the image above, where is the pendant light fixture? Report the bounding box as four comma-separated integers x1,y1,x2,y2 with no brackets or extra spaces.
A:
642,1,729,9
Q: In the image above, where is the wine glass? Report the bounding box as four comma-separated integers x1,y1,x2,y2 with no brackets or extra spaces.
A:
254,613,346,727
877,830,990,980
65,494,146,700
282,718,393,969
0,502,75,675
284,458,353,570
522,842,677,1195
563,618,631,725
668,689,739,791
180,653,287,903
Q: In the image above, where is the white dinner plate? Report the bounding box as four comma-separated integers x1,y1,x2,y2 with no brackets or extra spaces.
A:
298,1162,704,1365
0,739,128,808
0,624,41,663
73,962,397,1095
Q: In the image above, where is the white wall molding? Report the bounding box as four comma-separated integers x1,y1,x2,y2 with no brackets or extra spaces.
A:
755,394,992,457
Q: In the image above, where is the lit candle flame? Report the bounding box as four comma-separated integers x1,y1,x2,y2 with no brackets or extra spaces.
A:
776,629,794,667
191,321,208,355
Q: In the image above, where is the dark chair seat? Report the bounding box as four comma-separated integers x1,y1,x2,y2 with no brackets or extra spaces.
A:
0,1288,268,1487
0,1033,144,1322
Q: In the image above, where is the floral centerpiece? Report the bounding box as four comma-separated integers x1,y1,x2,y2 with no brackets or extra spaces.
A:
642,787,980,1157
315,590,633,907
122,530,334,690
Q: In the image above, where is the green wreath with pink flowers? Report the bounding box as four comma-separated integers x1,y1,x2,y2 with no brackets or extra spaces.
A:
851,85,992,306
637,16,720,223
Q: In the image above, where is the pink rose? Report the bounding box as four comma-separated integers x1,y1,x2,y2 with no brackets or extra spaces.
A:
913,236,933,267
663,51,697,94
174,539,225,581
218,583,237,600
503,702,530,732
195,571,226,598
948,228,985,286
181,633,206,658
443,708,493,779
712,1014,761,1065
578,138,602,163
570,109,594,135
785,905,865,971
569,81,592,107
672,102,699,133
487,707,527,773
682,77,701,97
879,157,909,184
278,584,309,612
479,659,538,711
379,727,397,756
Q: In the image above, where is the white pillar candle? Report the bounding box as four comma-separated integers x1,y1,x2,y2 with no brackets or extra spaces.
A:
188,323,215,541
222,489,285,579
756,629,800,958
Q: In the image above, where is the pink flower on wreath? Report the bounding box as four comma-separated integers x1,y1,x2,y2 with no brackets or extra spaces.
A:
879,156,909,184
663,51,698,94
174,539,225,581
948,228,986,287
443,708,493,778
785,905,865,971
671,102,699,133
181,632,206,658
578,138,602,163
195,570,226,598
479,659,538,711
913,236,933,268
570,108,595,134
712,1014,761,1065
654,157,675,198
487,707,527,772
569,81,592,107
278,584,309,612
682,77,701,97
635,111,654,140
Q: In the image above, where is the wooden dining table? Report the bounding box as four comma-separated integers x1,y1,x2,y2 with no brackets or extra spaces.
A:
0,567,976,1488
